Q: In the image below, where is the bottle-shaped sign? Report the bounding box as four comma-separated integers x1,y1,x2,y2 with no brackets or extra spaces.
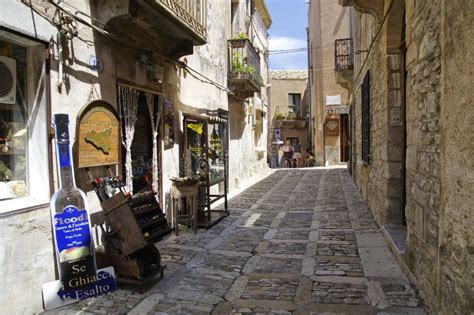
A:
50,114,96,291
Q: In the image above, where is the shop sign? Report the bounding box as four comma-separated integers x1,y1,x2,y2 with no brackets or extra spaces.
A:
77,101,120,168
325,118,340,136
42,267,117,310
390,107,402,125
327,105,350,114
274,128,282,140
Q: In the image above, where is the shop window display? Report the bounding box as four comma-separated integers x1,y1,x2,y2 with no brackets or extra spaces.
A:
183,113,228,226
0,40,28,200
208,121,226,184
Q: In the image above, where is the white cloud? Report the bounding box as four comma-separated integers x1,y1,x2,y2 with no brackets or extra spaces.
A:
269,36,306,51
269,36,307,70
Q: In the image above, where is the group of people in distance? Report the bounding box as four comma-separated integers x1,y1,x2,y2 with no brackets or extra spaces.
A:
280,139,315,168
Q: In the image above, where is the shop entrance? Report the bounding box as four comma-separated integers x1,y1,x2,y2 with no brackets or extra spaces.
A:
128,92,154,193
118,84,162,201
340,114,349,162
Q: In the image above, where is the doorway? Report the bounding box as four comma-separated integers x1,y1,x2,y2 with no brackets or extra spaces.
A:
118,85,163,201
340,114,349,162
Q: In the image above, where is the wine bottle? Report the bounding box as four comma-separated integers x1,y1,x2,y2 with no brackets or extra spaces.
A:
50,114,96,291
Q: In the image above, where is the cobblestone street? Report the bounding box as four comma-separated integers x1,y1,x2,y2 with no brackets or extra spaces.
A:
57,168,426,314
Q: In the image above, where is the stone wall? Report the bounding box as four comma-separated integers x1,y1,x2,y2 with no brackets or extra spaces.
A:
351,12,390,224
404,0,442,309
347,0,473,313
438,0,474,313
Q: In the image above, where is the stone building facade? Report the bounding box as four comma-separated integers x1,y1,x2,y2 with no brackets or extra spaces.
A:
332,0,474,313
308,0,352,166
227,0,272,188
0,0,271,313
268,70,309,167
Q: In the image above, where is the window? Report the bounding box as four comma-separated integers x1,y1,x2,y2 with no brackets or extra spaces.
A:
288,93,301,113
0,35,50,212
361,71,370,163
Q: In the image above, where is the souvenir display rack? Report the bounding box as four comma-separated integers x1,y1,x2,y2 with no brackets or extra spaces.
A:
183,111,229,228
86,162,170,285
76,101,168,286
89,167,171,243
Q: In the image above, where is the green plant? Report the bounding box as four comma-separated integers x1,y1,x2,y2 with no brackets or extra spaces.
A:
286,111,297,120
242,65,255,75
231,32,249,40
232,52,243,70
232,52,255,76
274,112,285,120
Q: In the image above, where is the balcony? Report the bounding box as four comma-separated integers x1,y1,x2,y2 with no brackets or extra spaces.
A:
228,38,262,99
273,111,307,130
335,38,354,90
99,0,208,58
152,0,207,43
338,0,383,22
22,0,208,59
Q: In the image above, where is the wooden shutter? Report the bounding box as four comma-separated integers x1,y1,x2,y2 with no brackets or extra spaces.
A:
361,71,370,163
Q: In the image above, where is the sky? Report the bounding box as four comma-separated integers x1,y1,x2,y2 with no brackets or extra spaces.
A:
266,0,309,70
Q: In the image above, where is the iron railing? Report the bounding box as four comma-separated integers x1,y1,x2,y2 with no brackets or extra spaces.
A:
157,0,207,40
228,38,261,91
335,38,354,71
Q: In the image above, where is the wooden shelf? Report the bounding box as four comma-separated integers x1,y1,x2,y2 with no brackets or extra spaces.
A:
132,204,160,216
139,216,165,229
128,193,157,207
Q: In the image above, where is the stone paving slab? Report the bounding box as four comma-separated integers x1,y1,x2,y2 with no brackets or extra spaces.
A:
273,228,311,240
50,168,426,315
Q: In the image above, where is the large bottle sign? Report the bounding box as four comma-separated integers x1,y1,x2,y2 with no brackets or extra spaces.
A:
54,206,96,290
42,267,117,310
43,113,116,310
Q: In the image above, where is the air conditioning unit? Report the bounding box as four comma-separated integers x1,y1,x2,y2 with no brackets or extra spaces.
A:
0,56,16,104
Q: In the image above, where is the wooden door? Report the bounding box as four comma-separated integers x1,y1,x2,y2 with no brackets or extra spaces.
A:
340,114,349,162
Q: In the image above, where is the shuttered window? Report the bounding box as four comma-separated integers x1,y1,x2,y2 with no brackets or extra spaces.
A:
361,71,370,163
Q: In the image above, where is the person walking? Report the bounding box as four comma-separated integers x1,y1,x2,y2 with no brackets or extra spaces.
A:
293,139,303,168
281,140,293,168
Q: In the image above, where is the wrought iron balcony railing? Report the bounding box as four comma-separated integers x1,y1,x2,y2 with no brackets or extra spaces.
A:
156,0,207,42
228,38,262,97
335,38,354,72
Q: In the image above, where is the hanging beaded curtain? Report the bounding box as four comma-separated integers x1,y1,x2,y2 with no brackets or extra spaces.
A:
144,92,162,194
119,85,139,193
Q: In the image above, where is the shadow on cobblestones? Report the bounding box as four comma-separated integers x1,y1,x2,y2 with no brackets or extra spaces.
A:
52,168,426,314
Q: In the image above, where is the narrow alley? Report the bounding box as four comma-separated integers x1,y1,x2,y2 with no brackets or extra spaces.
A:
56,168,426,314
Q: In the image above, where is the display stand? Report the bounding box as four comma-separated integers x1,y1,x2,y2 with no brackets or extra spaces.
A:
95,192,164,286
76,101,168,287
198,149,228,228
170,183,198,235
183,112,229,228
